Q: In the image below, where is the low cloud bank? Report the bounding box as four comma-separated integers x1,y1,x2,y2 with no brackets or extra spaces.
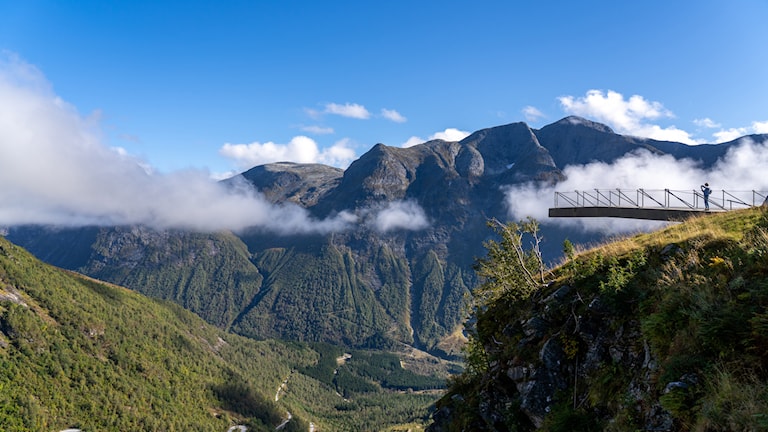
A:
369,200,430,233
0,54,358,234
504,139,768,235
0,55,431,235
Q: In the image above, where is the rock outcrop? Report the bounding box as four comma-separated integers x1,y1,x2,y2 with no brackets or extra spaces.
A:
429,208,768,430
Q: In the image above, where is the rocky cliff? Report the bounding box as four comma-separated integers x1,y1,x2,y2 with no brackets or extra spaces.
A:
429,208,768,431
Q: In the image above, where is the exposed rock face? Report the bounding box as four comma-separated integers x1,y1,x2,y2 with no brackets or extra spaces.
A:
427,276,676,431
535,116,664,167
235,162,343,207
462,122,557,178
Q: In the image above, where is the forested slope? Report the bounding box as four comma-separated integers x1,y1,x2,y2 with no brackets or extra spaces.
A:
0,236,444,431
0,235,301,431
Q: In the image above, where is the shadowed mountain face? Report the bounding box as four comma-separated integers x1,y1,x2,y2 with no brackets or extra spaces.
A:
8,117,764,355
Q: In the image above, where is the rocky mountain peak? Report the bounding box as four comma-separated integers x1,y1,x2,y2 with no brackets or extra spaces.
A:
552,115,616,133
236,162,343,206
459,122,558,180
535,116,662,167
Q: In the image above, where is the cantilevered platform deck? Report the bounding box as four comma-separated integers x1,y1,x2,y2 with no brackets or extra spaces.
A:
549,189,767,221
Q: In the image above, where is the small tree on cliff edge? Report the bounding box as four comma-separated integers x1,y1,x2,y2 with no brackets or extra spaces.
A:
472,217,547,307
461,217,548,376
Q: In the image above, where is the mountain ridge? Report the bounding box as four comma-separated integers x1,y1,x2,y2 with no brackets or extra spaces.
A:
8,116,767,356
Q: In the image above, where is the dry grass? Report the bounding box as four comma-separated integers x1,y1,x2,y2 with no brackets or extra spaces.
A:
561,208,765,266
435,324,468,356
695,367,768,432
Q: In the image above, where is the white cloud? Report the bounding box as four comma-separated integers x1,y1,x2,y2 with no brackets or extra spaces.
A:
209,169,240,181
0,53,355,234
301,125,334,134
752,120,768,134
559,89,699,144
634,124,698,144
503,138,768,234
522,105,545,123
371,200,429,233
325,102,371,119
710,120,768,143
559,90,766,145
713,127,748,143
432,128,470,142
694,117,720,128
219,136,357,169
401,136,425,148
708,138,768,189
220,136,320,167
402,128,471,148
381,108,407,123
322,138,357,167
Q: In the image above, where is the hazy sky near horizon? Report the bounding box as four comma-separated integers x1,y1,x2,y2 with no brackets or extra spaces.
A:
1,1,767,233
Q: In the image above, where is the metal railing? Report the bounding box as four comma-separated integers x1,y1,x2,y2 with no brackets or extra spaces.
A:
553,189,768,211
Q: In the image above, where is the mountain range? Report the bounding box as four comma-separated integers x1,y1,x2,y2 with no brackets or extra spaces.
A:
8,116,767,356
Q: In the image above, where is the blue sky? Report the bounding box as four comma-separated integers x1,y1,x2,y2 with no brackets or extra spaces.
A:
3,0,767,177
1,1,768,233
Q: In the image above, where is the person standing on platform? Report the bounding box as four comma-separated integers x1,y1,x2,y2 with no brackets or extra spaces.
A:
701,182,712,210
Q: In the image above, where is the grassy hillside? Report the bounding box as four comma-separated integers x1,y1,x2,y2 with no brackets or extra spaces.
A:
431,207,768,431
0,236,444,431
0,235,307,431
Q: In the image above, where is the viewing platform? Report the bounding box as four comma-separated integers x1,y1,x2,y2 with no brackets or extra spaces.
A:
549,189,768,221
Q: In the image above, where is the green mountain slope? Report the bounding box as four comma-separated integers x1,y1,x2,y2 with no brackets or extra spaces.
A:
232,242,396,346
0,235,308,431
0,236,444,431
429,208,768,431
81,227,264,330
15,226,471,356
